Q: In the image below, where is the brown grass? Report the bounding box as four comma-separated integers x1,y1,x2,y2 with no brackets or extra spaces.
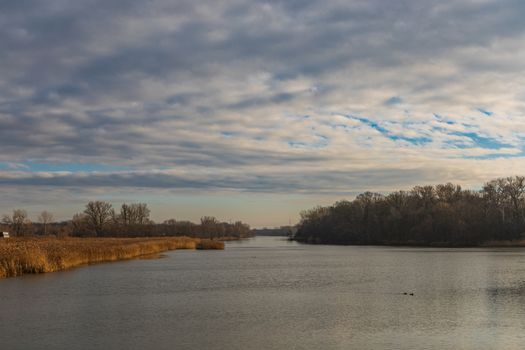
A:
0,236,224,279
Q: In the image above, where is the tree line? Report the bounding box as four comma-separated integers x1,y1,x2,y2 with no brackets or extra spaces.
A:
1,201,252,239
294,176,525,246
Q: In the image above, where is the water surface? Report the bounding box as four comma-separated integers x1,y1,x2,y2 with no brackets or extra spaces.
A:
1,236,524,349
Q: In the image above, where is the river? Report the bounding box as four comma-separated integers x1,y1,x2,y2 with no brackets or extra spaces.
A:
1,236,524,349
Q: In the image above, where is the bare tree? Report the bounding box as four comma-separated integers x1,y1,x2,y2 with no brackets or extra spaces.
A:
200,216,219,239
38,211,54,235
2,209,32,236
500,176,525,224
119,203,151,225
411,186,436,210
71,213,90,236
436,183,462,203
119,203,132,225
163,219,177,225
133,203,150,225
84,201,113,236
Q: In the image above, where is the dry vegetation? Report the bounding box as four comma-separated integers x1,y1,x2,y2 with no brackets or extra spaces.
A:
0,236,224,279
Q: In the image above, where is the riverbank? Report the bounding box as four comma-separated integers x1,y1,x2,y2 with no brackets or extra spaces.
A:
480,239,525,247
292,237,525,248
0,236,224,279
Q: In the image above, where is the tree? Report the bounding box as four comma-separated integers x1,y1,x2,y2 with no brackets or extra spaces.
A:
84,201,113,236
482,180,507,223
38,211,54,235
118,203,151,225
200,216,219,239
2,209,32,236
163,219,177,225
132,203,151,225
295,177,525,246
119,204,132,225
411,185,436,210
435,183,462,203
500,176,525,225
71,213,90,236
481,176,525,239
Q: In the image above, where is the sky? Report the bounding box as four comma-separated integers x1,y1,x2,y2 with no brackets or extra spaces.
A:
1,0,525,227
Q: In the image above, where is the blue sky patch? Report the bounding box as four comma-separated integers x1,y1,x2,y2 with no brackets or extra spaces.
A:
449,132,511,149
221,131,236,138
384,96,403,106
433,114,455,125
288,141,308,148
477,108,493,117
350,116,432,145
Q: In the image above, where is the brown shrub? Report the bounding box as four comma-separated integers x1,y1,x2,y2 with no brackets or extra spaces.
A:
196,239,225,250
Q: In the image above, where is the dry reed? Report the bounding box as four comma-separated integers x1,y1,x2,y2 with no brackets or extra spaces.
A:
0,236,224,279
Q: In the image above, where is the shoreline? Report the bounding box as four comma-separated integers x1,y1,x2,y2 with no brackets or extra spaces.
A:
291,238,525,248
0,236,224,279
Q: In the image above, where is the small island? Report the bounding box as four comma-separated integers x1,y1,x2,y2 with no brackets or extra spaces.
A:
294,176,525,247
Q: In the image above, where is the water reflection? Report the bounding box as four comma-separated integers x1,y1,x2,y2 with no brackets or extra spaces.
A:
0,237,524,349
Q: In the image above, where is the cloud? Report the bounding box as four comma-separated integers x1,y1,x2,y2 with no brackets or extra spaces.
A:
1,0,525,222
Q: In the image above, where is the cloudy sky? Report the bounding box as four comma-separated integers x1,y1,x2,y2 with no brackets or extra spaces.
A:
1,0,525,226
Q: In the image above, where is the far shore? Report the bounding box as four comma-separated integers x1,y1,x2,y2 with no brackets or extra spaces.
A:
479,240,525,247
291,238,525,248
0,236,224,279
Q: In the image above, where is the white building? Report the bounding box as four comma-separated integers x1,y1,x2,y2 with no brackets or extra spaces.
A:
1,232,9,238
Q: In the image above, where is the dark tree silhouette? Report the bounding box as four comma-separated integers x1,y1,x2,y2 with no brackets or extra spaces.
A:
84,201,113,236
294,176,525,246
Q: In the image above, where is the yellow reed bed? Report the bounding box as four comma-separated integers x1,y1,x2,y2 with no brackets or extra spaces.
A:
0,236,224,279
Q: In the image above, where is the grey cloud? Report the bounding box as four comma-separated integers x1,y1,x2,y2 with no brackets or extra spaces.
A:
0,0,525,197
0,166,476,194
227,92,297,110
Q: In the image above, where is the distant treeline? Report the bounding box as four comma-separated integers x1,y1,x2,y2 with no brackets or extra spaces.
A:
1,201,252,239
253,226,295,236
295,176,525,246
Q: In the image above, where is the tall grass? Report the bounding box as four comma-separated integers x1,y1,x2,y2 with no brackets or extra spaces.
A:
0,236,224,279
